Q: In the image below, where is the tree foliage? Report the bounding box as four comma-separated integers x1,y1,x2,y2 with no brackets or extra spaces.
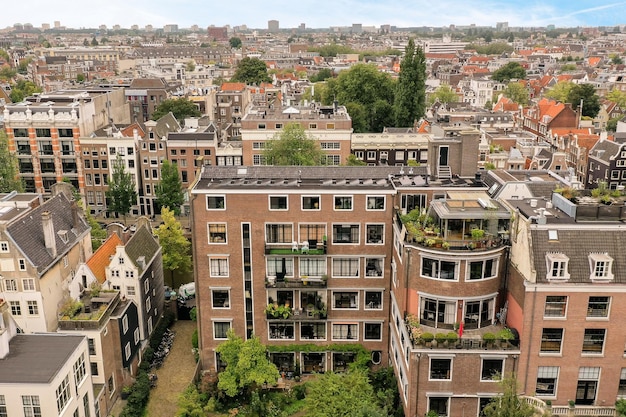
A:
429,84,458,105
151,98,201,122
9,79,42,103
544,81,574,103
482,375,535,417
231,57,271,85
491,62,526,83
346,154,367,166
154,207,191,287
465,43,514,55
105,155,137,222
0,129,24,193
229,37,242,49
263,123,326,165
503,81,529,106
607,117,620,132
607,89,626,108
304,370,384,417
308,44,355,57
394,39,427,127
309,68,333,83
568,83,601,118
216,329,280,398
0,66,16,82
155,160,184,215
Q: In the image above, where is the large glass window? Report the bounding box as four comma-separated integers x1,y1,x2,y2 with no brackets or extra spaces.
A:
422,258,457,280
481,358,504,381
421,297,456,329
207,196,225,209
56,375,71,413
301,323,326,340
266,224,293,243
587,296,610,318
364,291,382,309
364,323,382,340
209,257,229,277
22,396,41,417
540,328,563,353
300,258,326,277
334,196,352,210
211,290,230,308
333,292,358,309
365,258,383,277
332,224,359,244
332,258,359,277
366,196,385,210
332,323,358,340
214,322,231,339
267,257,294,278
208,223,227,243
468,258,497,280
582,329,605,354
430,358,452,380
269,323,295,340
429,397,449,417
366,224,384,244
544,296,567,318
269,196,288,210
302,196,320,210
536,366,559,397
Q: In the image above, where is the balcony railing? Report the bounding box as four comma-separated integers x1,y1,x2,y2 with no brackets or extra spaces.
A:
266,275,327,288
266,306,327,321
265,242,327,255
521,397,616,417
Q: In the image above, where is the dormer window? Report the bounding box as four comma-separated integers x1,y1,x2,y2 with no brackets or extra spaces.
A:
589,253,613,281
546,253,569,281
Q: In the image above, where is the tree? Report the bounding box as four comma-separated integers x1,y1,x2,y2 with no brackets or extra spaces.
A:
0,66,16,82
607,89,626,108
346,154,367,166
482,375,535,417
394,38,427,127
568,83,601,118
545,81,574,103
151,98,201,122
428,84,458,105
491,62,526,83
229,37,242,49
9,79,41,103
216,329,280,398
263,123,326,165
0,130,24,193
155,160,184,215
185,61,195,72
304,370,384,417
231,57,271,85
309,68,333,83
105,155,137,223
503,81,529,106
607,117,620,132
90,37,98,46
611,54,624,65
154,207,191,288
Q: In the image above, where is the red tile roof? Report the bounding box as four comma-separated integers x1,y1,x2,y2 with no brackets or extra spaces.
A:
87,233,123,284
220,82,246,92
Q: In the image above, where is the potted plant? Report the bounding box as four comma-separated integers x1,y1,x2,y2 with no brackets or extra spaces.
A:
545,400,552,409
121,385,132,400
471,228,485,240
435,332,447,347
426,410,439,417
497,328,514,347
482,332,496,347
442,241,450,250
568,400,575,409
446,331,459,346
421,332,434,347
425,238,436,247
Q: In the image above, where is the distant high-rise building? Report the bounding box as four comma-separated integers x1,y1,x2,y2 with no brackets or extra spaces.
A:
268,20,279,32
54,20,60,28
41,23,50,30
352,23,362,33
208,26,228,41
163,24,179,33
99,24,107,31
496,21,509,31
380,24,390,33
299,23,306,31
131,24,139,30
145,24,153,31
113,24,121,30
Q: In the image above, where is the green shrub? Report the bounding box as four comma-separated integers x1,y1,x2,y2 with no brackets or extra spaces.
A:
435,333,447,342
192,329,198,349
421,332,434,342
483,332,496,342
446,332,458,342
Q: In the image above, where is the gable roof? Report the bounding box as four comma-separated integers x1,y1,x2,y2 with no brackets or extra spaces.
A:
124,225,160,274
86,233,123,284
220,82,246,92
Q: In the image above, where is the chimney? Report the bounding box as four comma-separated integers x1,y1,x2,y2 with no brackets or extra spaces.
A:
42,211,57,257
71,201,80,229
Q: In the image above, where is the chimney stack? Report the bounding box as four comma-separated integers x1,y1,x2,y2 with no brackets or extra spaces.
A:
71,201,80,229
42,211,57,257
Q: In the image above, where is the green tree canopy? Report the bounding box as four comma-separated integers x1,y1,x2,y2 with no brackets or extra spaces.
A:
155,160,184,215
465,43,514,55
394,38,427,127
216,329,280,398
544,80,574,103
229,37,242,49
307,43,355,57
482,375,535,417
503,81,529,106
568,83,601,118
9,79,42,103
607,117,620,132
309,68,333,83
607,89,626,108
231,57,271,85
428,84,458,105
105,155,137,223
346,154,367,166
304,370,385,417
491,62,526,83
154,207,191,288
263,123,326,165
152,98,201,122
0,129,24,193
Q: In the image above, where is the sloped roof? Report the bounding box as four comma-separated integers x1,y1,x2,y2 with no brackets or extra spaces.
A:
124,225,160,274
129,78,167,89
153,112,181,137
589,139,621,162
6,194,90,276
220,82,246,92
86,233,123,284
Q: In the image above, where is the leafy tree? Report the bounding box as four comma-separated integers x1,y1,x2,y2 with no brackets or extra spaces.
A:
611,54,624,65
83,38,89,46
346,154,366,166
151,98,201,122
231,57,271,85
216,329,280,398
482,375,535,417
568,83,601,118
465,43,513,55
0,129,24,193
560,63,577,72
91,37,98,46
155,160,184,215
263,123,326,165
345,102,368,133
176,384,210,417
76,74,85,83
0,66,16,82
9,79,42,103
86,212,107,251
229,37,242,49
105,155,137,223
154,207,191,288
369,367,404,417
503,81,529,106
616,399,626,417
491,62,526,83
304,370,384,417
394,38,427,127
309,68,333,82
607,117,620,132
545,81,574,103
429,84,458,105
185,61,195,72
308,43,355,57
607,89,626,108
0,49,9,61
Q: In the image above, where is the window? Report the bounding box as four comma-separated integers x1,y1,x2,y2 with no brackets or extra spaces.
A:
619,369,626,397
27,300,38,315
309,123,317,129
10,301,21,315
122,316,129,333
269,323,295,340
266,224,293,243
332,323,358,340
332,258,359,277
125,271,134,278
468,259,497,280
19,259,27,271
546,253,570,280
582,329,605,354
422,258,457,280
332,224,359,244
88,338,96,355
430,358,452,380
83,394,91,417
365,258,383,277
300,258,326,276
301,322,326,340
73,354,86,386
540,328,563,353
302,196,320,210
258,123,266,129
127,286,136,295
367,151,376,160
366,224,384,244
214,321,231,339
0,395,5,417
4,278,17,291
56,375,71,413
334,196,352,210
589,253,613,281
429,397,449,417
90,362,99,376
321,142,340,149
134,328,140,344
266,257,294,277
253,154,266,165
364,323,382,340
22,395,42,417
536,366,559,397
145,297,151,312
576,367,600,405
587,296,610,318
299,224,326,242
125,342,131,360
366,196,385,210
212,289,230,308
0,241,9,252
210,257,229,277
333,291,358,309
395,151,405,160
365,291,382,309
269,196,288,210
207,196,225,209
481,358,504,380
208,223,227,243
544,296,567,318
252,142,265,149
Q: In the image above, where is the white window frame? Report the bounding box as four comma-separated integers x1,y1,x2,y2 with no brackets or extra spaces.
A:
536,366,559,398
588,253,614,281
421,257,459,281
480,356,505,381
22,278,35,291
366,195,386,211
545,253,570,281
544,295,567,318
268,322,296,340
27,300,38,316
363,322,383,341
366,223,385,245
4,279,17,292
211,288,231,309
332,223,360,245
331,322,359,341
333,195,353,211
332,291,359,310
429,356,453,381
0,241,9,252
365,257,384,278
364,290,383,310
208,223,227,244
269,195,288,211
206,195,226,210
331,257,360,278
134,328,140,344
209,256,230,277
301,195,321,211
213,320,232,340
467,257,499,281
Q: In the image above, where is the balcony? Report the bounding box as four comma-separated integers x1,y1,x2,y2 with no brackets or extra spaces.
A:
266,274,327,288
58,291,120,331
265,303,327,321
265,241,327,255
522,397,616,417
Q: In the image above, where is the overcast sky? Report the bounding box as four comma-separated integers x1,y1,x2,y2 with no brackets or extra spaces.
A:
2,0,626,30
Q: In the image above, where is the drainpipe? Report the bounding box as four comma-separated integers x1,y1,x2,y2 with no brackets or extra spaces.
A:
414,352,421,417
523,285,537,393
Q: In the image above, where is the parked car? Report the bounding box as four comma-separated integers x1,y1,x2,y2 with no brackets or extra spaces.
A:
178,282,195,301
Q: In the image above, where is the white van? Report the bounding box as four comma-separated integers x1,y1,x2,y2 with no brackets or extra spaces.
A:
178,282,195,300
